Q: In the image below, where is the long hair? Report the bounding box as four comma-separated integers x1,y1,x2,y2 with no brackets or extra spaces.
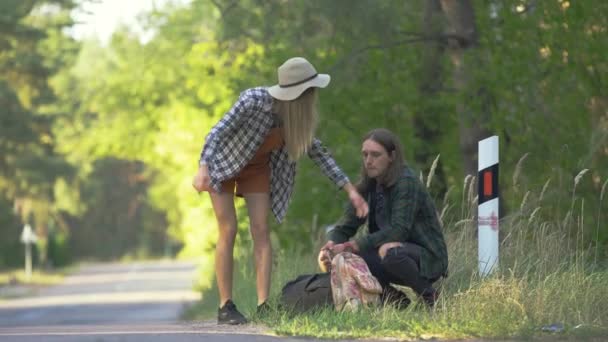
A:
356,128,405,194
272,87,319,161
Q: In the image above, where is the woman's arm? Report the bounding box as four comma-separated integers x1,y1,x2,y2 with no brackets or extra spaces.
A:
308,138,369,217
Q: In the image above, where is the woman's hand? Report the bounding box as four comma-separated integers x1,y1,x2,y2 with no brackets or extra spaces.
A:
192,164,211,193
343,183,369,218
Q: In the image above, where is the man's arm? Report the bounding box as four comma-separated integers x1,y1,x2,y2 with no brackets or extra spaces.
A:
318,203,365,271
327,202,366,244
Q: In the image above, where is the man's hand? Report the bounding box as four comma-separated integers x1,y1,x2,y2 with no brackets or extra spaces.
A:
318,241,335,273
331,241,359,255
192,164,212,193
343,183,369,218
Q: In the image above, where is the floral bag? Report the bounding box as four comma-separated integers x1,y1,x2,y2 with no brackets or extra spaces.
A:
330,252,383,311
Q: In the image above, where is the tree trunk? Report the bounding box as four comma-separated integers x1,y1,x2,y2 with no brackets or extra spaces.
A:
439,0,491,177
413,0,447,193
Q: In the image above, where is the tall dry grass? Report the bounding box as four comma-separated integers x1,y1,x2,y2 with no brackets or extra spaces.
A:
187,155,608,339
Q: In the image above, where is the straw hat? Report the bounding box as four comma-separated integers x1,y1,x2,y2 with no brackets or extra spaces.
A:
268,57,330,101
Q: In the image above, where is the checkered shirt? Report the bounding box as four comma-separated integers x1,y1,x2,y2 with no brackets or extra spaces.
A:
328,166,449,280
200,87,349,222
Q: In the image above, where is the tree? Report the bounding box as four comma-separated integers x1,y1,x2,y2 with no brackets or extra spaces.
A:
24,0,606,267
206,0,608,249
0,0,80,267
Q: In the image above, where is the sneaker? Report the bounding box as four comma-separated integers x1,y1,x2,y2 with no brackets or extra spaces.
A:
256,301,271,314
382,286,411,310
421,288,439,308
218,300,248,325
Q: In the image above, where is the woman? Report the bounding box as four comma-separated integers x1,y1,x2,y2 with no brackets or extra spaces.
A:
193,57,368,325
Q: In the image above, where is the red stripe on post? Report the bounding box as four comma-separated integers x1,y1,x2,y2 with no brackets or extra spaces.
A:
483,170,493,197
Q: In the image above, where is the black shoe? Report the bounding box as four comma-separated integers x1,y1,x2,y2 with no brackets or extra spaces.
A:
382,286,411,310
256,301,272,316
218,300,248,325
421,288,439,308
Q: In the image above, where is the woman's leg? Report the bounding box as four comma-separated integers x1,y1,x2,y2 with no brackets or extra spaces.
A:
243,192,271,305
209,191,238,307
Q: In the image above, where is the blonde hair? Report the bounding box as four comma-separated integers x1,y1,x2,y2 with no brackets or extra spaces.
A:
272,87,319,161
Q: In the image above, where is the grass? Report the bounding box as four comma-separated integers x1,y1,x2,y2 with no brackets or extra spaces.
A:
186,164,608,340
0,269,68,300
0,270,65,287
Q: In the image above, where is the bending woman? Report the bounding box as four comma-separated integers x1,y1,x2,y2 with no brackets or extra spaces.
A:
192,57,368,325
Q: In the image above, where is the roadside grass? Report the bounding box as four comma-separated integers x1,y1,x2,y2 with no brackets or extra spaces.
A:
0,269,68,300
186,244,608,340
187,167,608,340
0,270,65,287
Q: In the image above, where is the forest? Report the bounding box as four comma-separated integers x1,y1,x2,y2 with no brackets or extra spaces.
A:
1,0,606,284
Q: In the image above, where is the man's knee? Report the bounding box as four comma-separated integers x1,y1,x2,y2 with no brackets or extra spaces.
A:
378,242,404,260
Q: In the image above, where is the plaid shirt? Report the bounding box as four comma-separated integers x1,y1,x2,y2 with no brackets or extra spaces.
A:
328,166,448,280
200,87,349,222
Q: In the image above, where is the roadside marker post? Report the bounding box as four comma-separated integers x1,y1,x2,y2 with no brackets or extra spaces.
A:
478,136,499,277
20,223,38,281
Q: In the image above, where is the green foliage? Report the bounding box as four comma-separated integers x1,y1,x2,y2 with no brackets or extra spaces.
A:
49,1,269,271
0,196,21,269
202,0,608,253
0,0,79,267
2,0,607,273
68,158,167,260
466,0,608,247
2,2,606,338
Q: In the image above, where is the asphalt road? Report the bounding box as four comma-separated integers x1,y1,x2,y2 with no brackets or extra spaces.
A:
0,260,302,342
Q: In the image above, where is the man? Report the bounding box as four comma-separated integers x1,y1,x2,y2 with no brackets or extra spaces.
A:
318,128,448,307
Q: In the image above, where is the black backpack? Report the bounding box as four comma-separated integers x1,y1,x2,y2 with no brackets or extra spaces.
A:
279,273,333,313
